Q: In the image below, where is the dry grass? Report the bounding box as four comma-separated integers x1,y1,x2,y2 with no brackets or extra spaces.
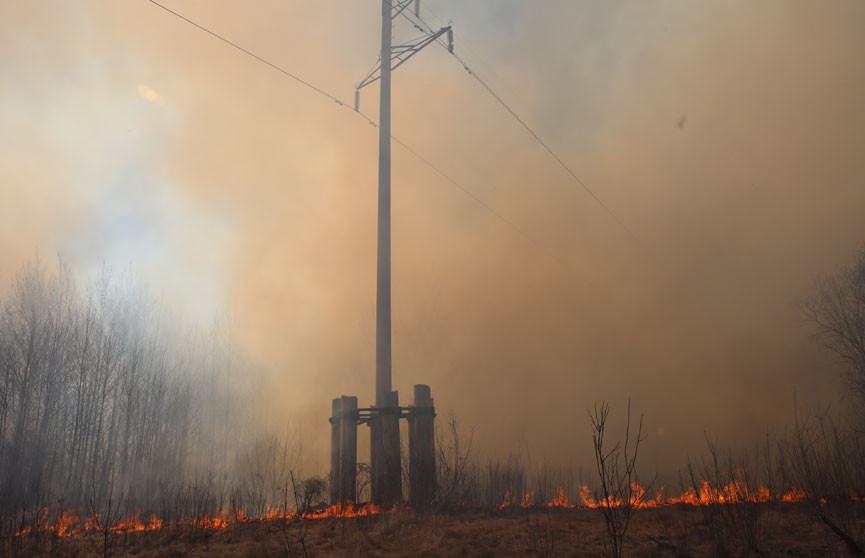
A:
3,503,861,558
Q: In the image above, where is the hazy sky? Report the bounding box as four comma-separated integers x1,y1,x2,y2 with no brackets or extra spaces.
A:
2,1,865,475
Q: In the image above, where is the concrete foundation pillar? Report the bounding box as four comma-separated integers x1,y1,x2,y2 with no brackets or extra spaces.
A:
370,410,381,502
329,398,342,505
409,384,436,509
371,390,402,504
339,396,358,503
330,396,358,504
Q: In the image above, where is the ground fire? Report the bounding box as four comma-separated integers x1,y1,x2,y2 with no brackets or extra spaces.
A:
10,481,830,539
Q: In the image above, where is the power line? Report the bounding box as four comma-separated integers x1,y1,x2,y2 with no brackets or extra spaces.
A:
462,61,639,241
148,1,346,107
148,0,562,265
390,136,565,266
399,9,640,244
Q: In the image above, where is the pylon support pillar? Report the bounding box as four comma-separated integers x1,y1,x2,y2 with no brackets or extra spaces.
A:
329,396,358,504
409,384,436,509
370,390,401,504
329,398,341,504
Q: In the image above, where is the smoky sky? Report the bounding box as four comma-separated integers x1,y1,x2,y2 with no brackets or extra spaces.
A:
2,1,865,475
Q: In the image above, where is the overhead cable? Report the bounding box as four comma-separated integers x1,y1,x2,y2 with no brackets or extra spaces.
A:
149,0,562,264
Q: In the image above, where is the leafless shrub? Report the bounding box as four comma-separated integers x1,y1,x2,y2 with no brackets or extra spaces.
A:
589,399,648,558
435,412,477,509
484,453,528,509
297,476,327,513
780,403,865,553
685,435,777,557
285,471,311,558
231,431,297,517
86,489,124,558
355,463,372,504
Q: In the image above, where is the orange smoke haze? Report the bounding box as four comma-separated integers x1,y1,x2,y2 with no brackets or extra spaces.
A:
2,1,865,475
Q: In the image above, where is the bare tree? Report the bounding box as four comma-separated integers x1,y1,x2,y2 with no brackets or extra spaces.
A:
685,435,777,557
435,412,476,508
589,400,648,558
803,245,865,423
780,403,865,553
0,258,257,534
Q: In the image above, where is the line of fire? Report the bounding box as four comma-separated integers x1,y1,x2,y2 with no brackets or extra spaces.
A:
12,481,822,539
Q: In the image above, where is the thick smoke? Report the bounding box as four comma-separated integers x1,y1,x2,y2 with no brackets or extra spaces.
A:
2,1,865,476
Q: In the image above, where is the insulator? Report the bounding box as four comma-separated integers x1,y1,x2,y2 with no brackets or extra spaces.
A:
414,0,420,17
354,90,360,112
447,28,454,53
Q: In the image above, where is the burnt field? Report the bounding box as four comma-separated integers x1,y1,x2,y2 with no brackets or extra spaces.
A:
4,502,864,558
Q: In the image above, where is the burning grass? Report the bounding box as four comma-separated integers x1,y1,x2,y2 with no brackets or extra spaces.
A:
5,500,863,558
6,404,864,556
3,480,840,538
5,481,840,541
495,480,812,511
12,501,391,539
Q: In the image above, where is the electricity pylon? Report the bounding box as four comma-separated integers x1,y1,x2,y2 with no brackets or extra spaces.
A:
355,0,451,504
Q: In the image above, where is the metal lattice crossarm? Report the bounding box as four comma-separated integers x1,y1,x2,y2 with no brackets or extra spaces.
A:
389,0,415,21
354,26,452,110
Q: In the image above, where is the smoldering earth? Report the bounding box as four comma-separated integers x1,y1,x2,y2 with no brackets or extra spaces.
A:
1,0,865,478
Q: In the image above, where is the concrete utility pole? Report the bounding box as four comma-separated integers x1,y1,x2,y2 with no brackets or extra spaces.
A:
360,2,452,409
332,0,451,506
376,0,394,412
369,0,399,506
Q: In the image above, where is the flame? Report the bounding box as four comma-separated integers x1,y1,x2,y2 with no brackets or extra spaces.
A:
13,509,165,538
781,487,809,502
55,510,80,537
580,485,596,508
578,482,655,509
13,501,389,538
663,480,772,506
498,490,513,510
179,511,232,530
546,486,570,508
300,501,387,519
496,480,832,512
10,483,850,539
